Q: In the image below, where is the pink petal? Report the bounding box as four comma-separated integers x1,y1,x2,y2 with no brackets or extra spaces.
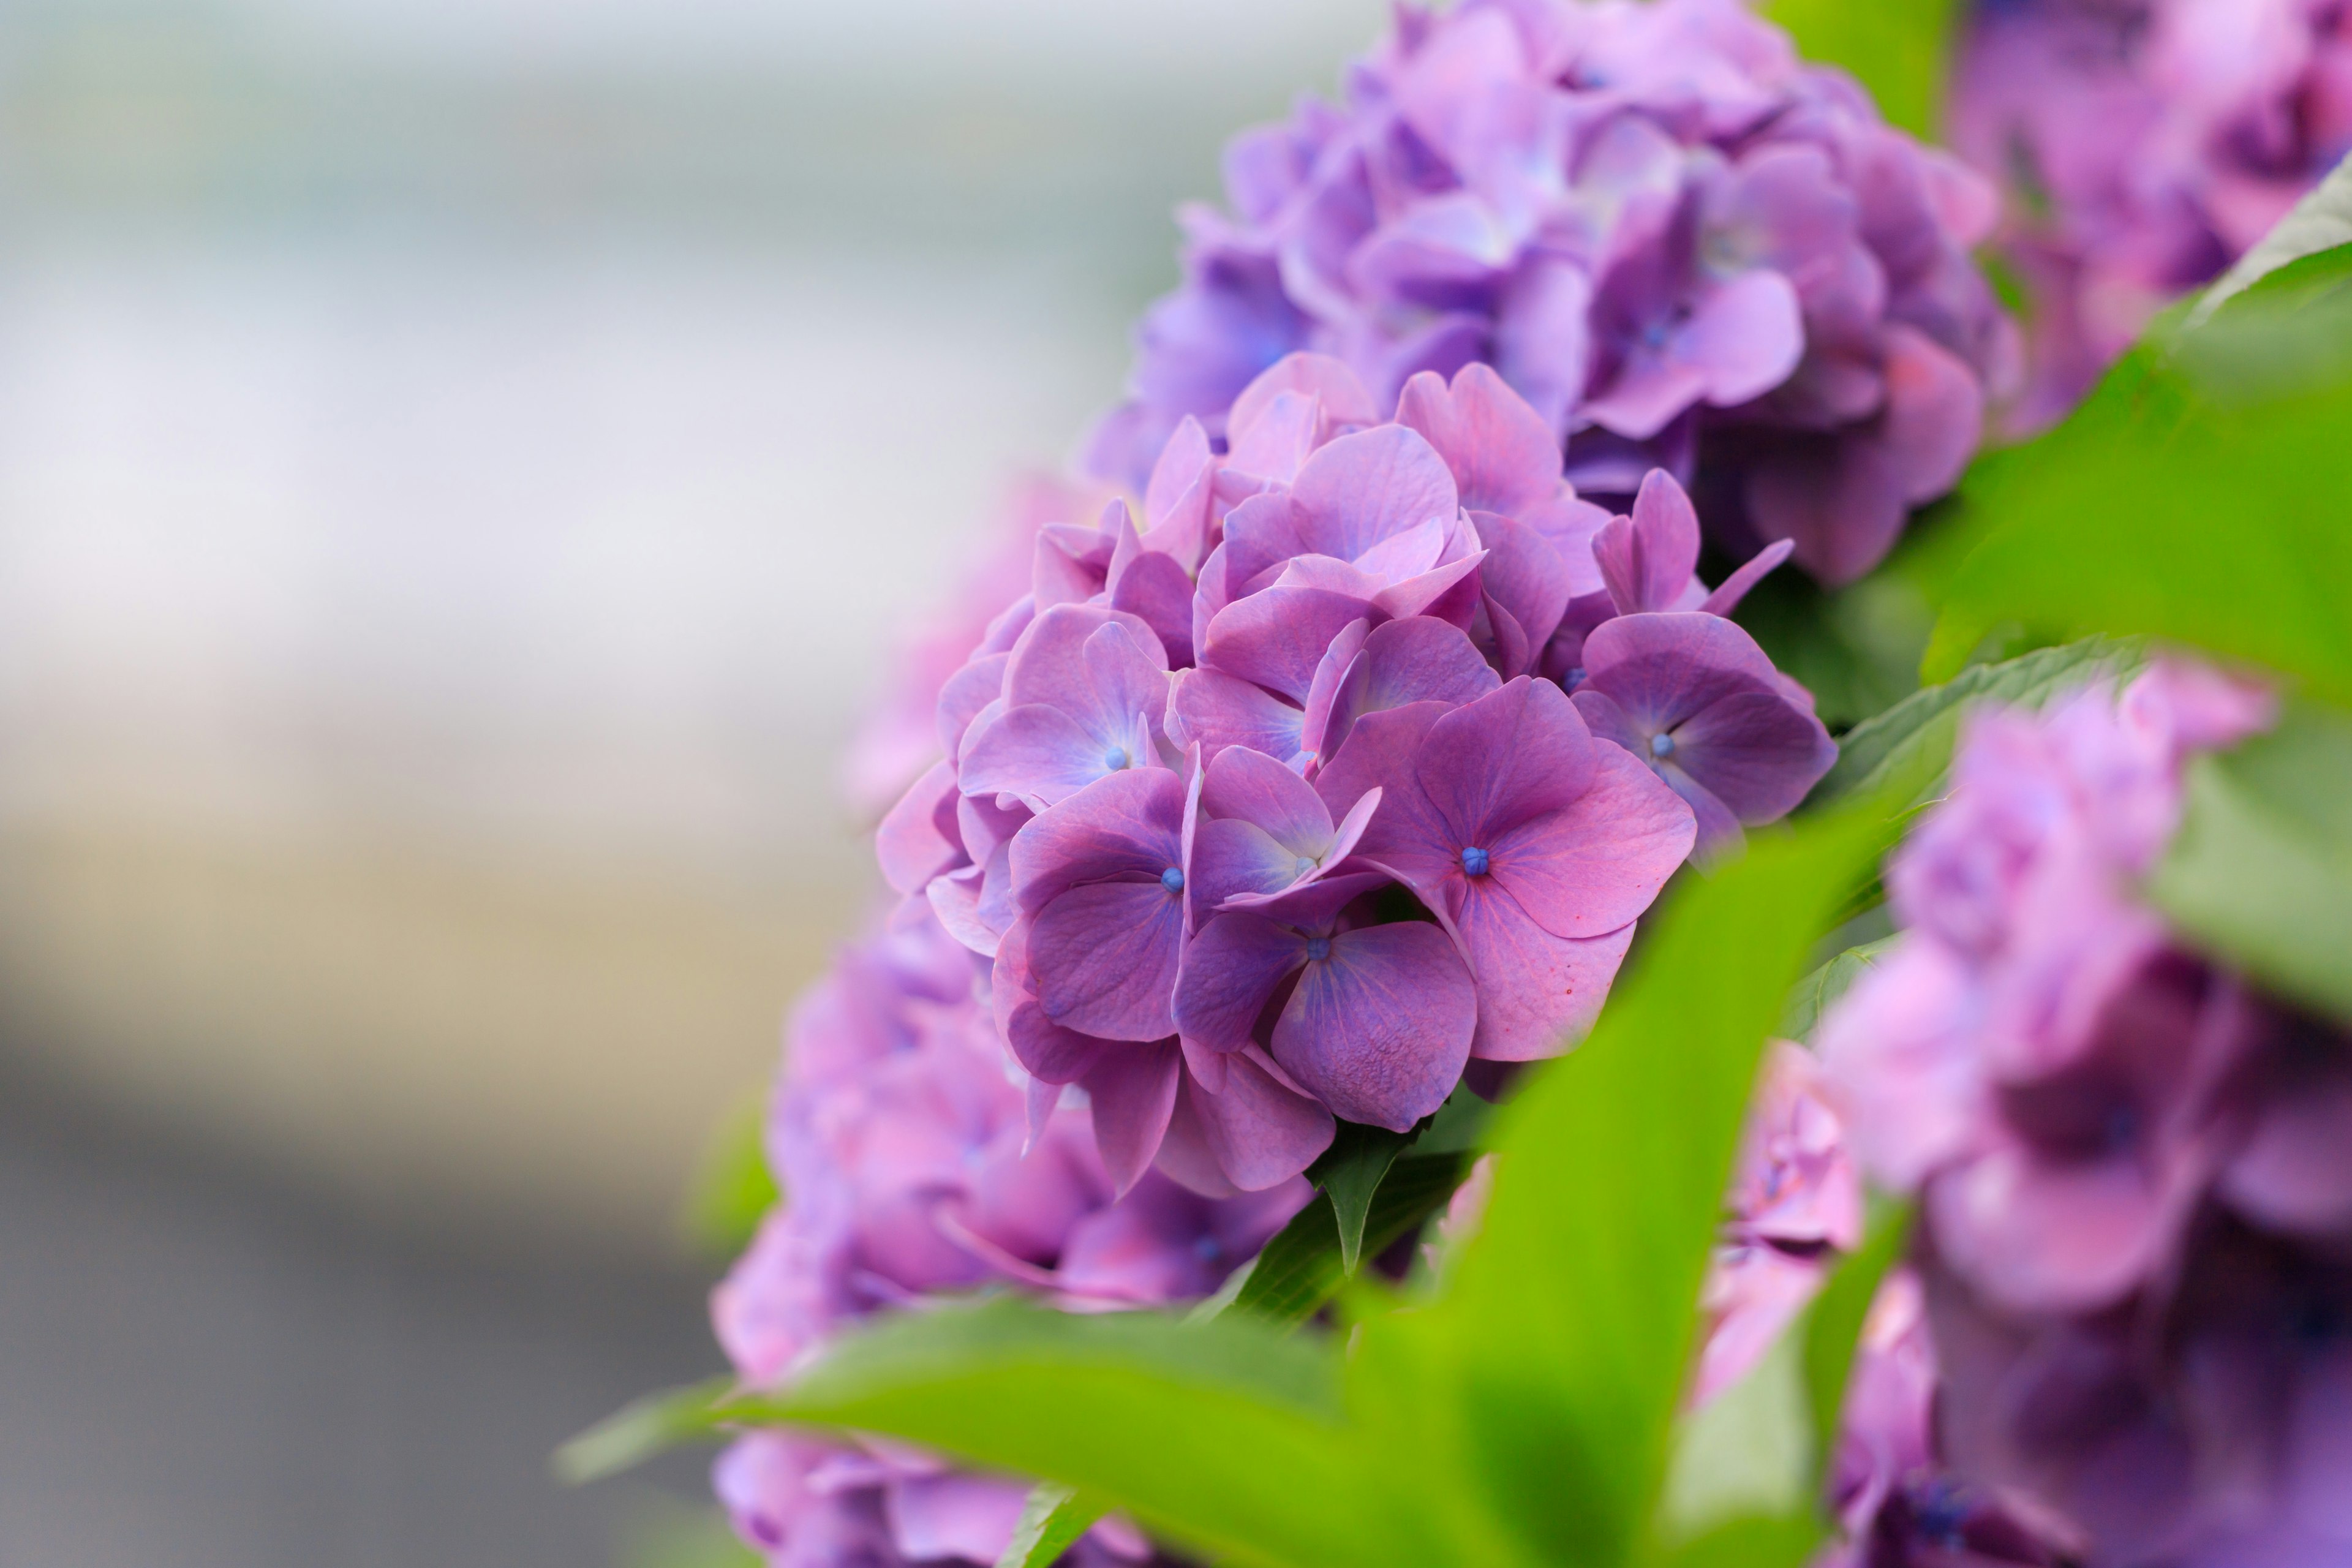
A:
1171,909,1308,1050
1575,611,1787,733
1314,699,1450,821
1272,921,1478,1131
877,760,965,896
1202,586,1378,704
1181,1047,1339,1191
1166,666,1306,766
935,652,1008,760
1395,361,1564,516
1594,468,1702,614
886,1474,1030,1566
958,704,1125,813
1081,1040,1183,1196
1202,744,1333,853
1454,889,1637,1061
1008,767,1186,914
1412,676,1598,848
1289,424,1461,564
1486,741,1695,939
1029,880,1185,1041
1698,537,1793,617
1671,688,1838,824
1686,267,1806,408
1227,352,1378,446
1189,816,1310,913
1468,513,1572,672
1144,415,1213,533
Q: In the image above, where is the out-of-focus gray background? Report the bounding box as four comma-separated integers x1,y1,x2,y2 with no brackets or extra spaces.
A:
0,0,1383,1560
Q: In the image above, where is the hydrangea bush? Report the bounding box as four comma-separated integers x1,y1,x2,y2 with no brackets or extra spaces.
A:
557,6,2352,1567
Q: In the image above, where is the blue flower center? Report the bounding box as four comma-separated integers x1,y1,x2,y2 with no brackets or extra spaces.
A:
1650,731,1676,759
1103,747,1129,771
1160,866,1185,894
1460,845,1491,877
1305,936,1332,962
1563,666,1586,688
1193,1235,1223,1262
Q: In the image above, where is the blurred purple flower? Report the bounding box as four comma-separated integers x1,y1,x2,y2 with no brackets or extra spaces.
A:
1951,0,2352,431
1089,0,2017,583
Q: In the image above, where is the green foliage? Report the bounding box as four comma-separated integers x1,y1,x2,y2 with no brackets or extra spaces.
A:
721,808,1896,1568
1228,1152,1473,1325
556,1378,739,1486
1921,160,2352,703
1811,636,2145,809
1733,564,1933,732
1760,0,1965,139
1781,934,1904,1045
2151,698,2352,1025
1305,1121,1416,1274
679,1088,780,1261
1800,1201,1913,1458
995,1485,1106,1568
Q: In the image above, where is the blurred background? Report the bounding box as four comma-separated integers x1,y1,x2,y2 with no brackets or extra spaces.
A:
0,0,1387,1560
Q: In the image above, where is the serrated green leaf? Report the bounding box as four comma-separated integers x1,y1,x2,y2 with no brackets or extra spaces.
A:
1762,0,1963,139
1800,1199,1914,1458
2188,154,2352,327
2149,698,2352,1024
1810,637,2145,809
997,1485,1106,1568
1781,933,1905,1044
1923,160,2352,699
1307,1121,1415,1274
554,1376,739,1486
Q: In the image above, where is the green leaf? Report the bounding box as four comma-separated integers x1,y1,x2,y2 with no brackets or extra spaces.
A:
679,1088,782,1260
1656,1320,1813,1545
2187,153,2352,328
2149,698,2352,1024
1644,1513,1823,1568
997,1485,1106,1568
1760,0,1964,138
1781,933,1904,1044
739,1298,1394,1568
554,1377,738,1486
1230,1153,1472,1326
1385,804,1899,1567
1307,1121,1416,1274
1923,174,2352,699
1811,636,2145,809
1800,1199,1914,1458
1732,545,1934,731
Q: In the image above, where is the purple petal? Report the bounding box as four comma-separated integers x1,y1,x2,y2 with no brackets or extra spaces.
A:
1081,1040,1183,1196
1144,416,1215,540
1394,361,1563,516
1190,816,1311,913
1109,551,1197,669
1670,688,1838,824
1879,323,1983,507
1005,603,1166,712
1299,617,1371,767
1178,1049,1338,1191
1468,512,1572,673
1029,880,1185,1041
1368,550,1491,622
1166,666,1305,766
1202,744,1332,853
1575,611,1787,734
1272,921,1478,1131
1289,424,1461,564
995,922,1107,1084
1594,469,1703,614
1684,266,1806,407
1657,761,1747,858
958,704,1125,813
1324,615,1502,756
1202,586,1378,704
1008,767,1186,914
1226,352,1378,445
1084,620,1171,737
1485,741,1695,938
1218,490,1307,591
886,1475,1029,1566
1453,889,1638,1061
1224,388,1321,486
1411,676,1597,848
877,760,964,896
935,653,1008,760
1172,909,1307,1050
1494,255,1594,435
1698,538,1794,617
1581,357,1711,443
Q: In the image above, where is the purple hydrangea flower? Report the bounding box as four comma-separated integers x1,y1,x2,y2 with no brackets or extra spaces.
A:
895,353,1819,1197
1815,663,2352,1558
1951,0,2352,431
710,907,1307,1568
1088,0,2017,584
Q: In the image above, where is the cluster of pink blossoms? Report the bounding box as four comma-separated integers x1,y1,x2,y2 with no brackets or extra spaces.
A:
709,910,1304,1567
1952,0,2352,429
880,352,1834,1199
1088,0,2016,585
1819,664,2352,1562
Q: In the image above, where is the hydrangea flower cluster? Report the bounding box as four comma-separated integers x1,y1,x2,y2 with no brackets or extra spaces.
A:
1085,0,2016,586
1819,663,2352,1561
883,352,1834,1200
1951,0,2352,430
710,908,1306,1567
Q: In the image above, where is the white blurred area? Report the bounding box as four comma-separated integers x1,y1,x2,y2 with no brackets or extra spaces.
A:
0,0,1388,1257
